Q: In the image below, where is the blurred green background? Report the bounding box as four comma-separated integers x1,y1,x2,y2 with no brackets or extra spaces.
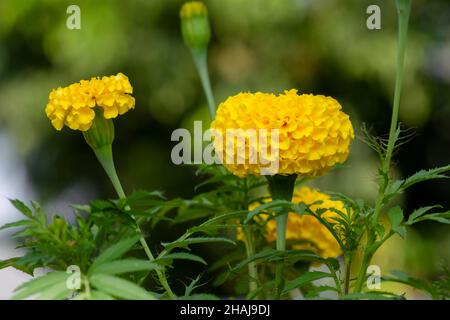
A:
0,0,449,298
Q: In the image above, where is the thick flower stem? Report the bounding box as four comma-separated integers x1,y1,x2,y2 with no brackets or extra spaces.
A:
243,226,259,296
92,144,177,299
355,0,411,294
93,145,126,199
266,174,297,299
343,252,353,295
191,47,216,119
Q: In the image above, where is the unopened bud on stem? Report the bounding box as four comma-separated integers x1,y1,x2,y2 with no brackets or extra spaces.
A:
180,1,211,50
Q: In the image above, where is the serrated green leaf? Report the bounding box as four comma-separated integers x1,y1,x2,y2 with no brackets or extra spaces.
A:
406,206,450,225
9,199,33,217
156,252,207,265
245,200,293,223
188,210,247,234
90,290,115,300
283,271,333,293
89,259,163,276
0,220,31,231
162,237,235,251
382,270,437,298
89,274,156,300
417,213,450,224
0,257,19,270
92,235,141,267
37,281,72,300
402,165,450,191
387,206,403,228
407,206,441,224
12,272,69,300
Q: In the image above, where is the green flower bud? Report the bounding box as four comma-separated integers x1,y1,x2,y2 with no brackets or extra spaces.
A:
180,1,211,50
83,109,115,150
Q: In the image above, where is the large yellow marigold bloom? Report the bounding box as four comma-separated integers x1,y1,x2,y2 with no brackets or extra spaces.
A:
242,186,347,259
45,73,135,131
210,89,354,177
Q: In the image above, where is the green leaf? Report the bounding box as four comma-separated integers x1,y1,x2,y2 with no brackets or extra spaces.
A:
387,206,405,238
382,270,437,298
162,237,235,251
387,206,403,228
12,272,70,300
188,210,247,234
384,165,450,202
37,281,72,300
0,257,20,270
9,199,33,217
245,200,293,223
155,252,207,265
0,220,31,231
407,206,441,223
402,165,450,191
405,206,450,225
416,212,450,224
90,290,115,300
89,274,156,300
283,271,333,293
92,235,141,267
89,259,163,276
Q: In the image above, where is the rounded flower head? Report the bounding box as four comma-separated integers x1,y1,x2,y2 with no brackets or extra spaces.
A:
210,90,354,177
45,73,135,131
242,187,348,258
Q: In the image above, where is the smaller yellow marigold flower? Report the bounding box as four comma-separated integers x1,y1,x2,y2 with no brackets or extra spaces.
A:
211,90,355,177
45,73,135,132
180,1,211,50
242,186,348,259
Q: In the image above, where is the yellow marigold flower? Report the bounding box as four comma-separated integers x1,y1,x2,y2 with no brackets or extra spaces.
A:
210,90,354,177
45,73,135,131
241,186,347,259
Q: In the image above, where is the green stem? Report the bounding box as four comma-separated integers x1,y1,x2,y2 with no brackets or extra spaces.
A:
84,275,91,300
274,213,288,299
93,145,126,198
191,47,216,119
383,0,411,175
354,250,371,293
354,0,411,294
266,174,297,299
93,144,177,299
343,252,353,295
241,178,260,297
243,226,259,296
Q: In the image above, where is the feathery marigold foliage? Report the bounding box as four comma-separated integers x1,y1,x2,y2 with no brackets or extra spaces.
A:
45,73,135,131
210,90,354,177
241,186,348,259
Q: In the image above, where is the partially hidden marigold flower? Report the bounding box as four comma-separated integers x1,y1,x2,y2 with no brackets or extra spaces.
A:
241,186,348,259
210,89,354,177
45,73,135,131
